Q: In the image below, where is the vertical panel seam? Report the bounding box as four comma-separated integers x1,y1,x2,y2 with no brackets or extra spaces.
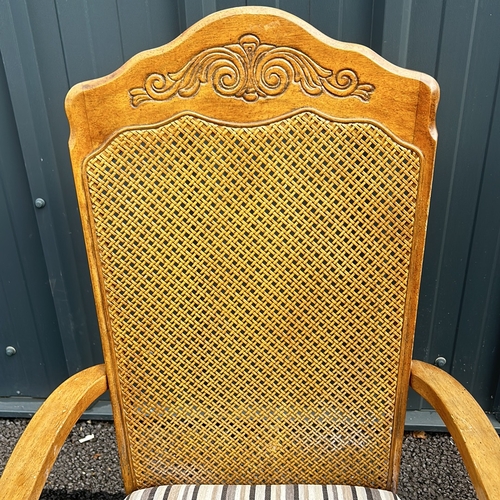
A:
428,0,479,355
83,0,97,76
52,0,71,89
338,0,343,40
397,0,412,67
114,0,126,64
433,0,447,78
145,0,153,47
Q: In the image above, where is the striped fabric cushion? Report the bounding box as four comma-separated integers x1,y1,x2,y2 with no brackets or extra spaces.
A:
125,485,400,500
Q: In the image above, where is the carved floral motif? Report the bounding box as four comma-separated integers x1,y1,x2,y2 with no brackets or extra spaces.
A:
129,34,375,106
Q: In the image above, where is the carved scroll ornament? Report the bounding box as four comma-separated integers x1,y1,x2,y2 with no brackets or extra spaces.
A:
129,34,375,106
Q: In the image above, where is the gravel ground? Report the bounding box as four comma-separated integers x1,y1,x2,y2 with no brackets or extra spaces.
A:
0,419,477,500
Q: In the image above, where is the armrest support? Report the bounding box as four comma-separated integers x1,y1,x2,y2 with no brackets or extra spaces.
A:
0,364,108,500
411,360,500,500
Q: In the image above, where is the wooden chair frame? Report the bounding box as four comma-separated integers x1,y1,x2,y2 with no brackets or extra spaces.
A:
1,7,499,500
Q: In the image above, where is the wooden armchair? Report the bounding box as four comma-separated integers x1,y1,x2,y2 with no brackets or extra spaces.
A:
1,7,499,500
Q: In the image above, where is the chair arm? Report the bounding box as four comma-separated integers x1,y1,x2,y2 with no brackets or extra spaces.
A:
0,364,108,500
410,360,500,500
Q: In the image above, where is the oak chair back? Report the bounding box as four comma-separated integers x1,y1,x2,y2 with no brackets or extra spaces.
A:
65,7,438,494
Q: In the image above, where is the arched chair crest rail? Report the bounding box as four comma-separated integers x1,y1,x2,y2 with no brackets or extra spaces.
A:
1,7,499,500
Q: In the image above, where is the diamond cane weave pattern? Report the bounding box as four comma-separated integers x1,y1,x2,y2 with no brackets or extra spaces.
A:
86,112,420,489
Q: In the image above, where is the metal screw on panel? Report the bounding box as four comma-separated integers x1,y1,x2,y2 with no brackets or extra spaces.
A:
5,346,17,356
434,356,446,368
34,198,46,208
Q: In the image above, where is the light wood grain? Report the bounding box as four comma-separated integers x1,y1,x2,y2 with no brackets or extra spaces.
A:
0,364,107,500
411,360,500,500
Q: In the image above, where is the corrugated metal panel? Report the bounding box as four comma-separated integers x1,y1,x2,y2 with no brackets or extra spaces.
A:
404,0,500,410
0,0,102,379
0,48,67,397
0,0,499,414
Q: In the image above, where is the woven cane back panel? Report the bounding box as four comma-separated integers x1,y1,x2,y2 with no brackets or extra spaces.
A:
86,112,420,489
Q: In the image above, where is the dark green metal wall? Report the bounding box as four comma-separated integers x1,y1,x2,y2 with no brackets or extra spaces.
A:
0,0,499,418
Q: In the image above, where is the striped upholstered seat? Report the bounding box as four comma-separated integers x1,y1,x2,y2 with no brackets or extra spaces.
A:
125,485,400,500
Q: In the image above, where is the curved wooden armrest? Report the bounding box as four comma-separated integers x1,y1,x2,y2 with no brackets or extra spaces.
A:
0,364,108,500
410,360,500,500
